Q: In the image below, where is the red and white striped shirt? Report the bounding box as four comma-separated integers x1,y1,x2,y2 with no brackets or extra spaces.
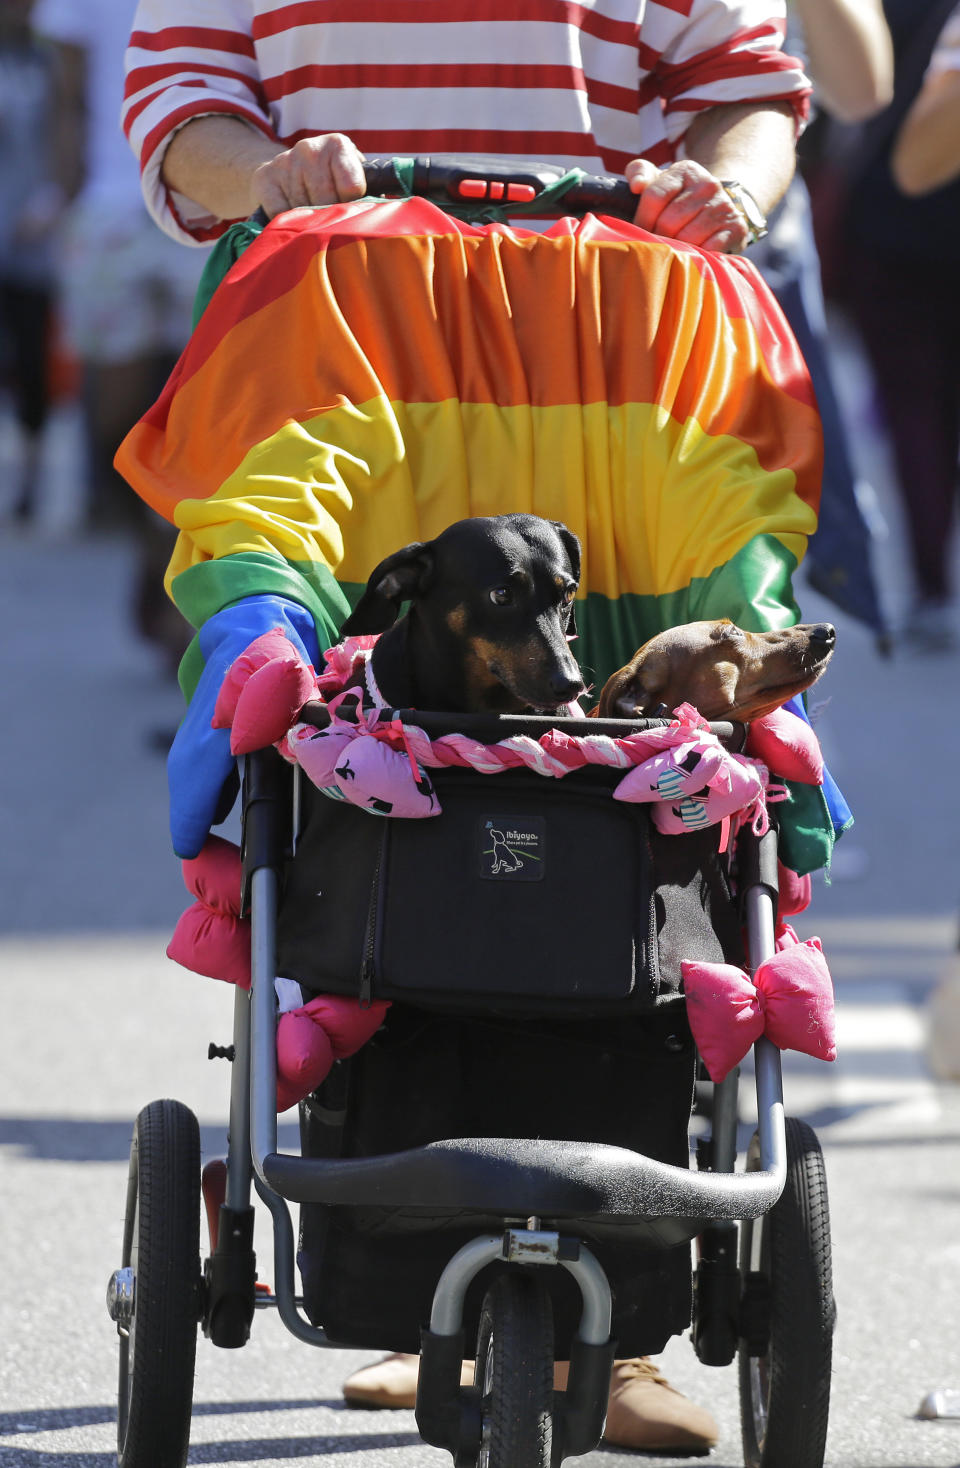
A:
124,0,810,244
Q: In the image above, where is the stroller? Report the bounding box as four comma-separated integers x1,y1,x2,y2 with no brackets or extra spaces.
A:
107,159,835,1468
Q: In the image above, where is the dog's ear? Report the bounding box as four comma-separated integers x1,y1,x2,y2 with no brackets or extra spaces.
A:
341,541,435,634
550,520,581,637
613,647,669,717
550,521,581,584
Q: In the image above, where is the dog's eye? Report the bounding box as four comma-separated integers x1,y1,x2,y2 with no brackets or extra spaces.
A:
489,586,513,606
563,586,576,604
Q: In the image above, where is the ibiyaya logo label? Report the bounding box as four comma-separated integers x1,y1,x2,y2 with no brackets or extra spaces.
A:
479,816,546,881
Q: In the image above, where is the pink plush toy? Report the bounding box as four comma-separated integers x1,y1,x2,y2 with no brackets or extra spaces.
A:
681,933,836,1083
212,627,320,755
167,835,252,989
612,733,768,835
168,837,389,1111
744,705,824,785
274,991,388,1113
286,719,440,818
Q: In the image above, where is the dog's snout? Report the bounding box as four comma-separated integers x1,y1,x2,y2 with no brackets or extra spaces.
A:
549,669,585,703
809,623,836,648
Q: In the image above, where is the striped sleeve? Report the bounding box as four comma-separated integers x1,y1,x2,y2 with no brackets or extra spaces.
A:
646,0,810,145
124,0,274,243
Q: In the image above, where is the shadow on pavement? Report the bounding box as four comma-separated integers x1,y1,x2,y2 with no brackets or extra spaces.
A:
0,1118,300,1162
0,1436,424,1466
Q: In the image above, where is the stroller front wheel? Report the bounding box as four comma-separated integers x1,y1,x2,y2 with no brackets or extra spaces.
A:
738,1116,834,1468
115,1099,202,1468
475,1271,554,1468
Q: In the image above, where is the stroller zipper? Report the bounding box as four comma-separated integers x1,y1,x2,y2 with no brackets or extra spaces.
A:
359,831,386,1007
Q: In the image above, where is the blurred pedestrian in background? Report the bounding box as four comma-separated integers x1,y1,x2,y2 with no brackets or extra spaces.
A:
32,0,208,672
891,4,960,1088
892,4,960,194
811,0,960,653
750,0,894,647
0,0,70,523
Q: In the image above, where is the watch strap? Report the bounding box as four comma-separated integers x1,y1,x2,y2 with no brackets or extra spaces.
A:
719,180,769,246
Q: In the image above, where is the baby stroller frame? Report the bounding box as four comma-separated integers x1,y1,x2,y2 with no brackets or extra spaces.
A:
107,155,834,1468
108,707,833,1468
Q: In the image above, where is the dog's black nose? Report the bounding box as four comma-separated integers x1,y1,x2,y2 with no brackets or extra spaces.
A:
810,623,836,647
549,671,585,703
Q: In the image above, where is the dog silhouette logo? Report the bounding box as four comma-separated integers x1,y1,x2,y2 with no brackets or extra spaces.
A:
488,827,525,874
479,817,546,881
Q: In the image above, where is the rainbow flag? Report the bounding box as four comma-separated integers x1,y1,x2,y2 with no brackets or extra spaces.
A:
117,197,840,871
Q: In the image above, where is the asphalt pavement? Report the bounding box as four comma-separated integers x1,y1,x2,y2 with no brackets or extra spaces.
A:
2,330,960,1468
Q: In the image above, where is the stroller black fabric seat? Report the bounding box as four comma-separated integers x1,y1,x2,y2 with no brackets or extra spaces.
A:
278,764,744,1014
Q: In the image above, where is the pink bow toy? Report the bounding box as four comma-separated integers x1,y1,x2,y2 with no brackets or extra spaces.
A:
681,936,836,1083
612,733,768,836
284,716,439,818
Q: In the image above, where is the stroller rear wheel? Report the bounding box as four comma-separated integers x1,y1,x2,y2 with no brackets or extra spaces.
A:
738,1116,834,1468
115,1099,201,1468
475,1272,554,1468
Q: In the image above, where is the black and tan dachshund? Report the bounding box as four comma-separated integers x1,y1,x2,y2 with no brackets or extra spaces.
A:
341,513,585,713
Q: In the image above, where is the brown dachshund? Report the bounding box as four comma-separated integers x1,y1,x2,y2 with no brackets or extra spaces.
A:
594,619,836,723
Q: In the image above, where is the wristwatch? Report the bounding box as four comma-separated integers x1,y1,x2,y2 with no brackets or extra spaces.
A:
719,180,768,247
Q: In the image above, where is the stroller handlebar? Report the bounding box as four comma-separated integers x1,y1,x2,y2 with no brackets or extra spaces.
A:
362,154,637,218
249,155,638,226
296,699,742,749
258,1131,786,1226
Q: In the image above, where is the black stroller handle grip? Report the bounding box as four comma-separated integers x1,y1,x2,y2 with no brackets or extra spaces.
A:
249,154,638,227
362,154,638,218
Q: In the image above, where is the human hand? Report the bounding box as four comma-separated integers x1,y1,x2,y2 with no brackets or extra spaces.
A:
625,159,750,252
250,132,367,218
168,595,321,858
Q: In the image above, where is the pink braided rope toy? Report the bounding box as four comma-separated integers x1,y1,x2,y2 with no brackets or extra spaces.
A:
264,634,785,839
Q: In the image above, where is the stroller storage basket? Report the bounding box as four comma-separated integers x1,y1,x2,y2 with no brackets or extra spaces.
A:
275,711,745,1014
296,1005,700,1356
